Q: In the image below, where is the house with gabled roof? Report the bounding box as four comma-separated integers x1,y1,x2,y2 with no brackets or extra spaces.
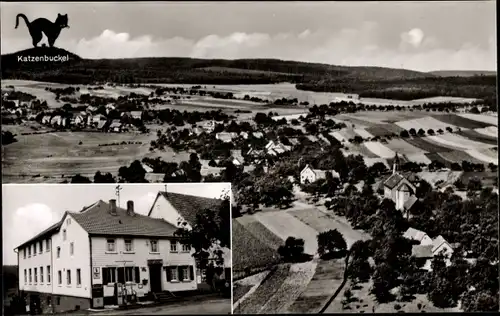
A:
15,199,198,314
403,227,433,246
147,192,231,283
300,164,340,185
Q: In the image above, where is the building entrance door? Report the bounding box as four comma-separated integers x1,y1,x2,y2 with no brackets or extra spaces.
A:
149,264,162,293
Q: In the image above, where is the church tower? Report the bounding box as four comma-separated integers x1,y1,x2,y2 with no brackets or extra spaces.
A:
393,152,401,175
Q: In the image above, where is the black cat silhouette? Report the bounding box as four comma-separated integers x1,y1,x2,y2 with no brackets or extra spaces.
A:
15,13,69,48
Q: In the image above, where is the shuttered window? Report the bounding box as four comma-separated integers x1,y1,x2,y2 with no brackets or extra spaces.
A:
166,266,194,282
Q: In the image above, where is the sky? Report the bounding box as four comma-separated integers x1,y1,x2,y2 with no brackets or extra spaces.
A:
0,1,496,72
2,183,231,265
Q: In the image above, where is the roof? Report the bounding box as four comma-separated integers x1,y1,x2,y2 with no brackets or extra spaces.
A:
384,173,404,189
145,173,166,183
71,200,177,237
253,132,264,138
16,220,63,250
432,235,452,253
148,191,222,226
130,111,142,118
412,245,433,258
403,227,428,242
404,195,419,210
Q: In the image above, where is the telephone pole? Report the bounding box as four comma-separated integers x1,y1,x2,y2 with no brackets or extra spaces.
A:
115,185,122,208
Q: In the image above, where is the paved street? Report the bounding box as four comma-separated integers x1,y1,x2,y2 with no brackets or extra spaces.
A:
94,298,231,315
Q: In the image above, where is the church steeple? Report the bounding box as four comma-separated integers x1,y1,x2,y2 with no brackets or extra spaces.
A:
393,152,400,175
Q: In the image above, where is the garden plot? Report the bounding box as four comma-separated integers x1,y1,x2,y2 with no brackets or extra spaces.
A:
260,261,318,314
405,153,433,164
417,171,463,187
395,116,456,132
362,141,396,159
254,211,319,256
289,208,370,249
385,138,428,154
458,113,498,126
354,128,374,139
465,148,498,164
237,216,284,250
426,134,496,150
474,126,498,138
438,151,486,164
287,259,346,314
432,114,492,129
234,264,291,314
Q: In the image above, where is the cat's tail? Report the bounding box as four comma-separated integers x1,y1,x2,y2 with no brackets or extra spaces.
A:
15,14,30,29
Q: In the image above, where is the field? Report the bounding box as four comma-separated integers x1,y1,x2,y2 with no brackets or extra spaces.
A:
232,204,370,314
232,220,281,272
395,116,457,131
458,113,498,126
288,208,370,248
1,130,192,183
254,211,319,255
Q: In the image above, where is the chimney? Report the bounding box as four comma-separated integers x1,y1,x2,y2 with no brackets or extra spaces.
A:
126,200,135,216
109,199,117,216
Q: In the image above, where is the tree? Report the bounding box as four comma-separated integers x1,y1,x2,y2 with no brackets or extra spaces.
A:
488,163,497,172
371,262,396,303
462,290,499,312
400,130,409,138
1,131,17,145
71,174,92,183
417,128,426,136
118,160,147,183
446,126,453,133
174,194,230,289
94,171,115,183
208,159,217,167
467,177,483,192
409,128,417,136
278,236,305,262
317,229,347,259
428,276,456,308
427,129,435,135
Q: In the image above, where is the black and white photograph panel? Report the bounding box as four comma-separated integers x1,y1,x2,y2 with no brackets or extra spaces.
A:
3,183,232,315
229,2,498,315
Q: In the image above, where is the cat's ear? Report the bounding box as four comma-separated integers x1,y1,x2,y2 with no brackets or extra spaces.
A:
64,14,68,17
58,13,61,17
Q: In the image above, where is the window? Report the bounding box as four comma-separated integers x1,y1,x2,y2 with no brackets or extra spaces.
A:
170,241,177,252
40,266,44,283
28,246,31,257
67,270,71,285
34,268,37,283
107,239,116,252
46,239,50,252
70,242,74,256
23,248,26,259
170,267,178,281
47,266,51,283
150,240,159,253
47,296,52,306
66,218,71,225
24,269,27,284
181,243,191,252
33,243,37,256
125,267,134,282
124,239,133,252
58,271,62,285
102,267,117,284
56,297,60,305
57,247,61,258
76,269,81,286
182,266,189,281
29,269,32,283
39,241,43,253
63,229,67,241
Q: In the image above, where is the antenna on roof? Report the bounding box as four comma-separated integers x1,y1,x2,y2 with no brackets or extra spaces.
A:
115,185,122,208
164,184,168,194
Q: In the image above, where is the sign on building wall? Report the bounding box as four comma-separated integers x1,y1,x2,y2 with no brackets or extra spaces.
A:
93,267,100,279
